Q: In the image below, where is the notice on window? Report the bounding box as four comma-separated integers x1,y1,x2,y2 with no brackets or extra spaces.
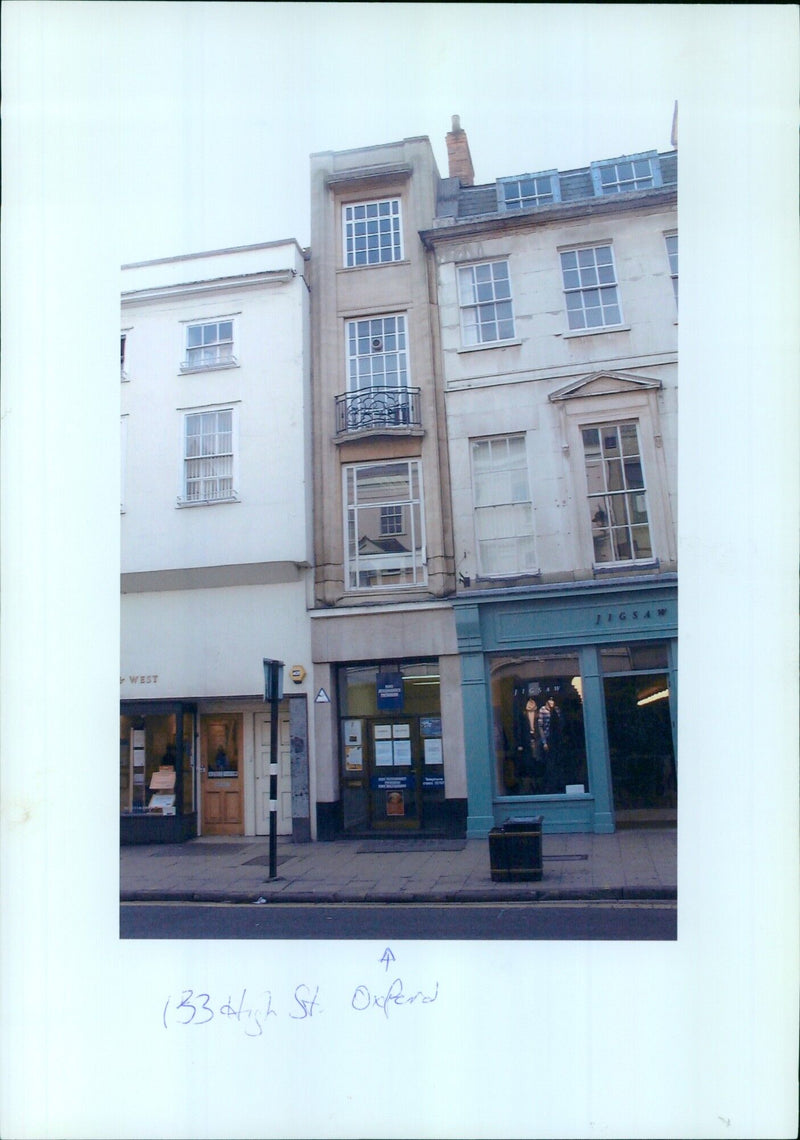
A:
344,719,363,771
392,739,412,766
424,738,443,765
392,723,410,739
374,724,392,741
345,746,363,771
420,717,442,738
374,740,394,767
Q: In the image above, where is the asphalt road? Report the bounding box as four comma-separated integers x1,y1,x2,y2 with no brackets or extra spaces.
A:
121,901,676,940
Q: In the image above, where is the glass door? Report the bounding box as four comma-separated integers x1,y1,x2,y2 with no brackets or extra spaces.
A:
368,717,421,829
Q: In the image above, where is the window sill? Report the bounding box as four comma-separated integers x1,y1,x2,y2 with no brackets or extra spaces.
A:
338,259,410,273
344,583,429,597
179,359,239,375
474,570,541,585
457,339,521,354
559,325,630,340
176,496,240,508
593,558,658,573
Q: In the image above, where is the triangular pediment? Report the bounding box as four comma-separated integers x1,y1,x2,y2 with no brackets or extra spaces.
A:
548,371,662,402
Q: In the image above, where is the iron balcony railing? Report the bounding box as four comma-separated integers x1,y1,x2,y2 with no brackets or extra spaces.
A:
335,385,421,435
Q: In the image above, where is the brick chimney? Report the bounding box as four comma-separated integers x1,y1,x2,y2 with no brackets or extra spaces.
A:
446,114,474,186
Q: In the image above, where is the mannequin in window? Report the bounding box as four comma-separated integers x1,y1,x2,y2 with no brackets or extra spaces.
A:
538,697,561,792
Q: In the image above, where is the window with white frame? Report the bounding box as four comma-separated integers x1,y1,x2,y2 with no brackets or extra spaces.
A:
664,233,678,306
345,460,426,589
343,198,403,267
182,409,236,504
458,260,515,346
471,435,537,576
120,333,128,381
182,319,236,371
592,153,661,195
346,315,408,391
559,245,622,331
120,415,128,512
499,171,559,210
581,422,652,564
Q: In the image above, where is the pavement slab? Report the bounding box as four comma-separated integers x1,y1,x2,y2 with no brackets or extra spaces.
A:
121,829,676,903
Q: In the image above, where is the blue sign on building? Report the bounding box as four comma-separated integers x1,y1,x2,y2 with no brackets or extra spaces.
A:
376,672,404,710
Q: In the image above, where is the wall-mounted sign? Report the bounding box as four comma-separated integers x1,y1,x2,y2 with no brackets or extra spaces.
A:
314,688,330,704
376,672,404,711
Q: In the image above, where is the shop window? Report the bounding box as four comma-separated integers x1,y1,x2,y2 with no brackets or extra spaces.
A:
120,711,194,815
601,645,676,812
489,653,587,797
581,421,653,564
345,460,426,589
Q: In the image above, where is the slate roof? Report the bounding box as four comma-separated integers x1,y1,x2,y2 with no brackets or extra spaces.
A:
443,150,677,222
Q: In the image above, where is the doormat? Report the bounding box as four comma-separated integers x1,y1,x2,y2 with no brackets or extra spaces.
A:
357,840,466,853
153,843,250,856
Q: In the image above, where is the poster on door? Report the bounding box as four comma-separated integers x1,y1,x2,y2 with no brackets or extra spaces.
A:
343,719,363,771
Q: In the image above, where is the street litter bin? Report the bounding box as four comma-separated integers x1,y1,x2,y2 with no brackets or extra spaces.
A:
489,816,543,882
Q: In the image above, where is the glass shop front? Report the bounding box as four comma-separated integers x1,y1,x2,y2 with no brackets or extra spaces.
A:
490,643,676,824
120,701,198,843
337,660,445,833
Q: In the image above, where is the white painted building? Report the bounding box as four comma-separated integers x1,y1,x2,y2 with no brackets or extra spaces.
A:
120,241,314,842
422,124,678,834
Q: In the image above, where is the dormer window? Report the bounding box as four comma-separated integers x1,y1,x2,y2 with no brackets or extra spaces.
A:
498,171,560,210
591,152,663,196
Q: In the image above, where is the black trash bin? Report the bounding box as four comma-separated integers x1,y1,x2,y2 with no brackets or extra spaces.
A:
489,816,544,882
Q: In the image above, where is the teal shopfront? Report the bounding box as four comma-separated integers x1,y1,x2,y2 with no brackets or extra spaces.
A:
454,576,677,836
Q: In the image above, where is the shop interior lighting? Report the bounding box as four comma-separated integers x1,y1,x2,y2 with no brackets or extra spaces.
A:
637,687,669,707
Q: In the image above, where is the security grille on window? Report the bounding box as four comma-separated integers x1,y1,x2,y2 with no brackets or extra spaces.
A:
593,155,660,195
582,422,652,564
184,321,235,370
665,233,678,306
458,260,515,346
471,435,536,576
343,198,402,267
183,410,235,503
560,246,622,331
499,172,558,210
345,460,426,589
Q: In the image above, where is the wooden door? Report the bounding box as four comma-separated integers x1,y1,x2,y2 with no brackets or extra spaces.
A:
200,714,243,836
255,708,292,836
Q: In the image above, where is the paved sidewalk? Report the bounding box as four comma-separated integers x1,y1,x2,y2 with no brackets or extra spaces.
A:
120,829,677,904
